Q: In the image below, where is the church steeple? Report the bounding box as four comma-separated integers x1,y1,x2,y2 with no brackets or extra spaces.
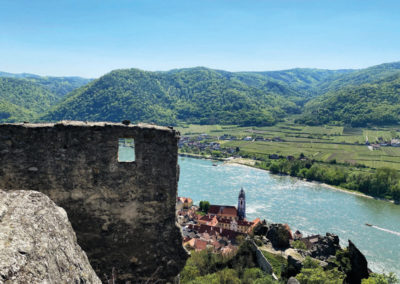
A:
237,187,246,220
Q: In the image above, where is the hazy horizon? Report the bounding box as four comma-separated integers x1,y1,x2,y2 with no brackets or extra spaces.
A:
2,60,400,79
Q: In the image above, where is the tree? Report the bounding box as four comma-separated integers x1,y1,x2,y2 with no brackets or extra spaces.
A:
296,267,345,284
199,201,210,213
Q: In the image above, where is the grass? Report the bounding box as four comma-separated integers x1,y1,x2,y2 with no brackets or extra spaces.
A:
261,251,287,277
178,122,400,170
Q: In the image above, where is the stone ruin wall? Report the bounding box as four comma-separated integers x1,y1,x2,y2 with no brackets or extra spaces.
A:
0,121,188,283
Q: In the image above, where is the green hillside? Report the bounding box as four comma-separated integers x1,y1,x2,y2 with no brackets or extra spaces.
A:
41,68,300,126
3,62,400,127
248,68,354,97
0,99,34,122
317,62,400,94
297,73,400,126
0,77,60,116
0,73,91,122
0,72,92,97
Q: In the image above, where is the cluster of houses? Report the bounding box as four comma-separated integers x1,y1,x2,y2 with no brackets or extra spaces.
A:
366,137,400,150
178,134,286,156
177,189,260,254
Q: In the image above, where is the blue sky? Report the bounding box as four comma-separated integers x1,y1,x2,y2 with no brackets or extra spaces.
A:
1,0,399,77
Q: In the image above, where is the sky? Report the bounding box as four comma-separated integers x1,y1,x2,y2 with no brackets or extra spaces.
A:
1,0,400,78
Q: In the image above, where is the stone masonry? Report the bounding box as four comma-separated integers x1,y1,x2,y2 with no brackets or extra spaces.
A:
0,121,188,283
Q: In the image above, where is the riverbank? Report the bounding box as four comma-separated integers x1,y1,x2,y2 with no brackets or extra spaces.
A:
178,156,400,276
179,152,396,204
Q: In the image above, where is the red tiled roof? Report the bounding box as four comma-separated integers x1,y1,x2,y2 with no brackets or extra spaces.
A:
208,205,237,216
200,215,214,222
189,224,244,241
220,228,244,240
237,220,253,226
222,207,237,216
217,217,232,224
194,239,207,250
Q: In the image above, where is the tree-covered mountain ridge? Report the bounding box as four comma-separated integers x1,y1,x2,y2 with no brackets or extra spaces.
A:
2,61,400,126
40,67,303,125
0,72,92,122
297,72,400,126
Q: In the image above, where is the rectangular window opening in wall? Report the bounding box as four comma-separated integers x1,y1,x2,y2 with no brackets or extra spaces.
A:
118,138,135,162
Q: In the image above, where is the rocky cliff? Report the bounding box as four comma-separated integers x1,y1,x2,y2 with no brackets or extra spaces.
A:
0,189,101,284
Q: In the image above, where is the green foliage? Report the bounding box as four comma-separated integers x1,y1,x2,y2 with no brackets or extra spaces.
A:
345,167,400,199
292,240,307,250
261,251,288,277
334,249,351,275
302,256,320,269
41,67,303,126
0,99,34,122
0,71,91,97
199,201,210,213
296,266,346,284
0,74,90,122
187,268,241,284
180,243,275,284
263,157,400,200
298,73,400,127
0,77,58,121
361,272,399,284
253,275,277,284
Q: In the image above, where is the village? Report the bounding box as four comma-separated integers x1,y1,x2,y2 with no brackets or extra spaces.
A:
176,189,344,266
179,133,400,156
177,188,261,255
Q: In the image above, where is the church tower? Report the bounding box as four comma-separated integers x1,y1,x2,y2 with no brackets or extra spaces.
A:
237,187,246,220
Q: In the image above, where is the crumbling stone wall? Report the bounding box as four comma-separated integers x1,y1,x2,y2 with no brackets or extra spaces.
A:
0,121,188,283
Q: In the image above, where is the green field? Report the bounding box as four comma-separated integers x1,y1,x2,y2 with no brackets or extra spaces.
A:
176,123,400,170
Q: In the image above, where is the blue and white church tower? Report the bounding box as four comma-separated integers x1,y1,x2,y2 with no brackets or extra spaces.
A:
237,187,246,220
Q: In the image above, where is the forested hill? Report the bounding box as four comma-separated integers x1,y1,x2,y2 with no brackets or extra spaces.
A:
0,72,91,122
297,73,400,126
0,77,60,122
0,72,92,98
2,62,400,126
40,67,301,126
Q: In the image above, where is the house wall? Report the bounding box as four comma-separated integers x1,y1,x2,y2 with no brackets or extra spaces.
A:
0,121,188,283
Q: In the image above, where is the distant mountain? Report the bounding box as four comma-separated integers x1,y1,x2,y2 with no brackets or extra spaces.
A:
41,67,300,126
243,68,355,97
297,72,400,126
3,62,400,126
0,72,91,122
0,72,92,98
0,99,34,122
316,62,400,94
0,77,60,122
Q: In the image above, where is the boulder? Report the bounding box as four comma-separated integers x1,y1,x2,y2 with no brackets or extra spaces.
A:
284,255,303,278
346,240,369,284
0,189,101,283
287,277,300,284
307,233,340,260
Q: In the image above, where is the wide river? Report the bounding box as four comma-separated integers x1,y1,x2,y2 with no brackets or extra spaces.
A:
178,157,400,276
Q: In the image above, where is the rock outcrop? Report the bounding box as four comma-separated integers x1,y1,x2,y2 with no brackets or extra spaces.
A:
303,233,340,260
254,222,293,249
0,189,101,284
0,122,188,282
346,240,369,284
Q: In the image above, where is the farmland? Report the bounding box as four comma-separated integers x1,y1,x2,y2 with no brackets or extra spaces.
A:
176,122,400,171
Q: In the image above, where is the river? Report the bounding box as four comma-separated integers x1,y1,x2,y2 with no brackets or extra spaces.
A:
178,157,400,276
